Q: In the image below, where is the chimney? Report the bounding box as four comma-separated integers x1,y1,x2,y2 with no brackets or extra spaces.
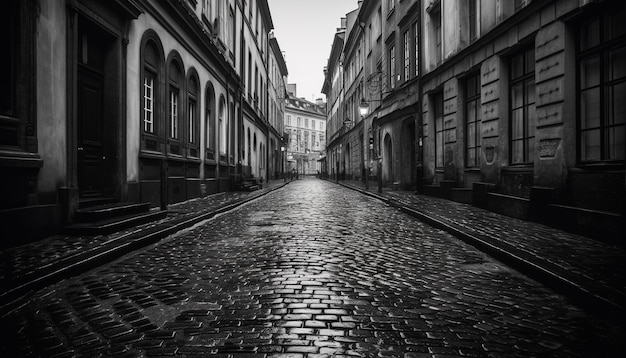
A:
287,83,297,97
316,98,325,107
340,17,347,29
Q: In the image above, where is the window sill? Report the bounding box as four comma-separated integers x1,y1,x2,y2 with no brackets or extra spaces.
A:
501,165,533,173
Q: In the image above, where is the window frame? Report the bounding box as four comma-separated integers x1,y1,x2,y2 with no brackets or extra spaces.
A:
509,47,536,165
576,5,626,163
434,92,444,168
139,32,165,153
465,73,482,168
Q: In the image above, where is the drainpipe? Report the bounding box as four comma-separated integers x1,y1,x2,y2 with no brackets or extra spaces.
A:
416,1,424,194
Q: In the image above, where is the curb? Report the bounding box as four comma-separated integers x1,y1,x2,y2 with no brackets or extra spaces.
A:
0,182,290,318
337,181,625,325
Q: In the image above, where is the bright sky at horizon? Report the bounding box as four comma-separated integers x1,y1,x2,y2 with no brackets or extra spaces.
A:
267,0,358,103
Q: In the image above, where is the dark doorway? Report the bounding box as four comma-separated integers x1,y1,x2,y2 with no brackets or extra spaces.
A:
76,20,116,198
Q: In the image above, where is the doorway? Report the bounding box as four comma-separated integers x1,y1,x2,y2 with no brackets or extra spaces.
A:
76,19,117,198
384,133,393,184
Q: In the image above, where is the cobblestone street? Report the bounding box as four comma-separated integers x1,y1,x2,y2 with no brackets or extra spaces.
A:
1,179,624,357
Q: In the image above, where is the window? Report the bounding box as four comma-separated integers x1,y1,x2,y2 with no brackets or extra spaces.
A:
287,114,291,126
188,100,196,143
187,74,199,157
169,89,179,140
514,0,527,11
305,131,309,151
219,98,226,156
510,48,536,165
465,74,481,167
229,7,235,55
312,120,316,130
434,92,444,168
578,6,626,162
143,74,155,133
469,0,477,43
389,44,396,89
403,30,410,81
205,84,215,160
430,3,442,65
297,117,302,127
297,129,302,151
168,58,183,147
140,34,164,152
202,0,211,21
414,22,420,77
305,118,309,128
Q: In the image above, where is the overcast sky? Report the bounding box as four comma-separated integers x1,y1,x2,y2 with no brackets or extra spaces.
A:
267,0,358,102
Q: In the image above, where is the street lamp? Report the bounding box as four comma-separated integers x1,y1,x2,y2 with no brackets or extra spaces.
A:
280,146,286,182
359,97,383,194
359,98,369,117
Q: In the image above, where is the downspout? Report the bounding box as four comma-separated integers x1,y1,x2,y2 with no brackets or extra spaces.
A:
238,3,245,181
417,0,424,193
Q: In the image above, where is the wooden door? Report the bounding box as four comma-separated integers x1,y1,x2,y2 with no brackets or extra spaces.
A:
77,67,106,198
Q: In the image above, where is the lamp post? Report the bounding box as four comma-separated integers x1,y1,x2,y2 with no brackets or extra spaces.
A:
358,100,369,191
280,146,286,182
359,98,382,194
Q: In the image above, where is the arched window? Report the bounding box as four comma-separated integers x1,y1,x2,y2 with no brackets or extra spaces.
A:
140,30,165,152
167,52,184,155
187,69,200,158
205,82,216,160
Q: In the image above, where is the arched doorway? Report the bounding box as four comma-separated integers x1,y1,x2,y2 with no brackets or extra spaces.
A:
384,133,393,184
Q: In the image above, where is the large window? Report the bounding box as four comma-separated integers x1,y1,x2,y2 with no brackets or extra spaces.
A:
187,73,199,158
434,92,444,168
469,0,477,43
140,33,164,152
403,30,410,81
510,48,536,165
169,89,179,140
219,98,226,157
205,83,215,160
430,2,442,65
389,44,396,89
143,74,155,133
578,5,626,162
414,21,420,77
465,74,481,167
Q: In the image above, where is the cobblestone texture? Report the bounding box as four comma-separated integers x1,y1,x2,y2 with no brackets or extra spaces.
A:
1,179,624,357
342,180,626,307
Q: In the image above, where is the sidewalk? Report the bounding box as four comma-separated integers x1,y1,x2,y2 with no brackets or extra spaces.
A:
0,179,291,317
337,179,626,323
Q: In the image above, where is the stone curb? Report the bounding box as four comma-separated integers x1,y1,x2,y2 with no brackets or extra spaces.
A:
337,181,626,325
0,182,290,318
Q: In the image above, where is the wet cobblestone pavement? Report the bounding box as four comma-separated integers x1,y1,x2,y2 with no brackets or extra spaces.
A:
1,179,625,357
340,180,626,309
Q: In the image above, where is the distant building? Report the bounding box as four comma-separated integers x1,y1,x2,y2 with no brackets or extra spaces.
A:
284,95,326,176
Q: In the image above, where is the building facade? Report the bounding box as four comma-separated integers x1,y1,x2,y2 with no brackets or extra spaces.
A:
324,0,624,241
323,0,421,189
419,0,624,240
0,0,287,247
267,33,289,180
284,91,326,176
